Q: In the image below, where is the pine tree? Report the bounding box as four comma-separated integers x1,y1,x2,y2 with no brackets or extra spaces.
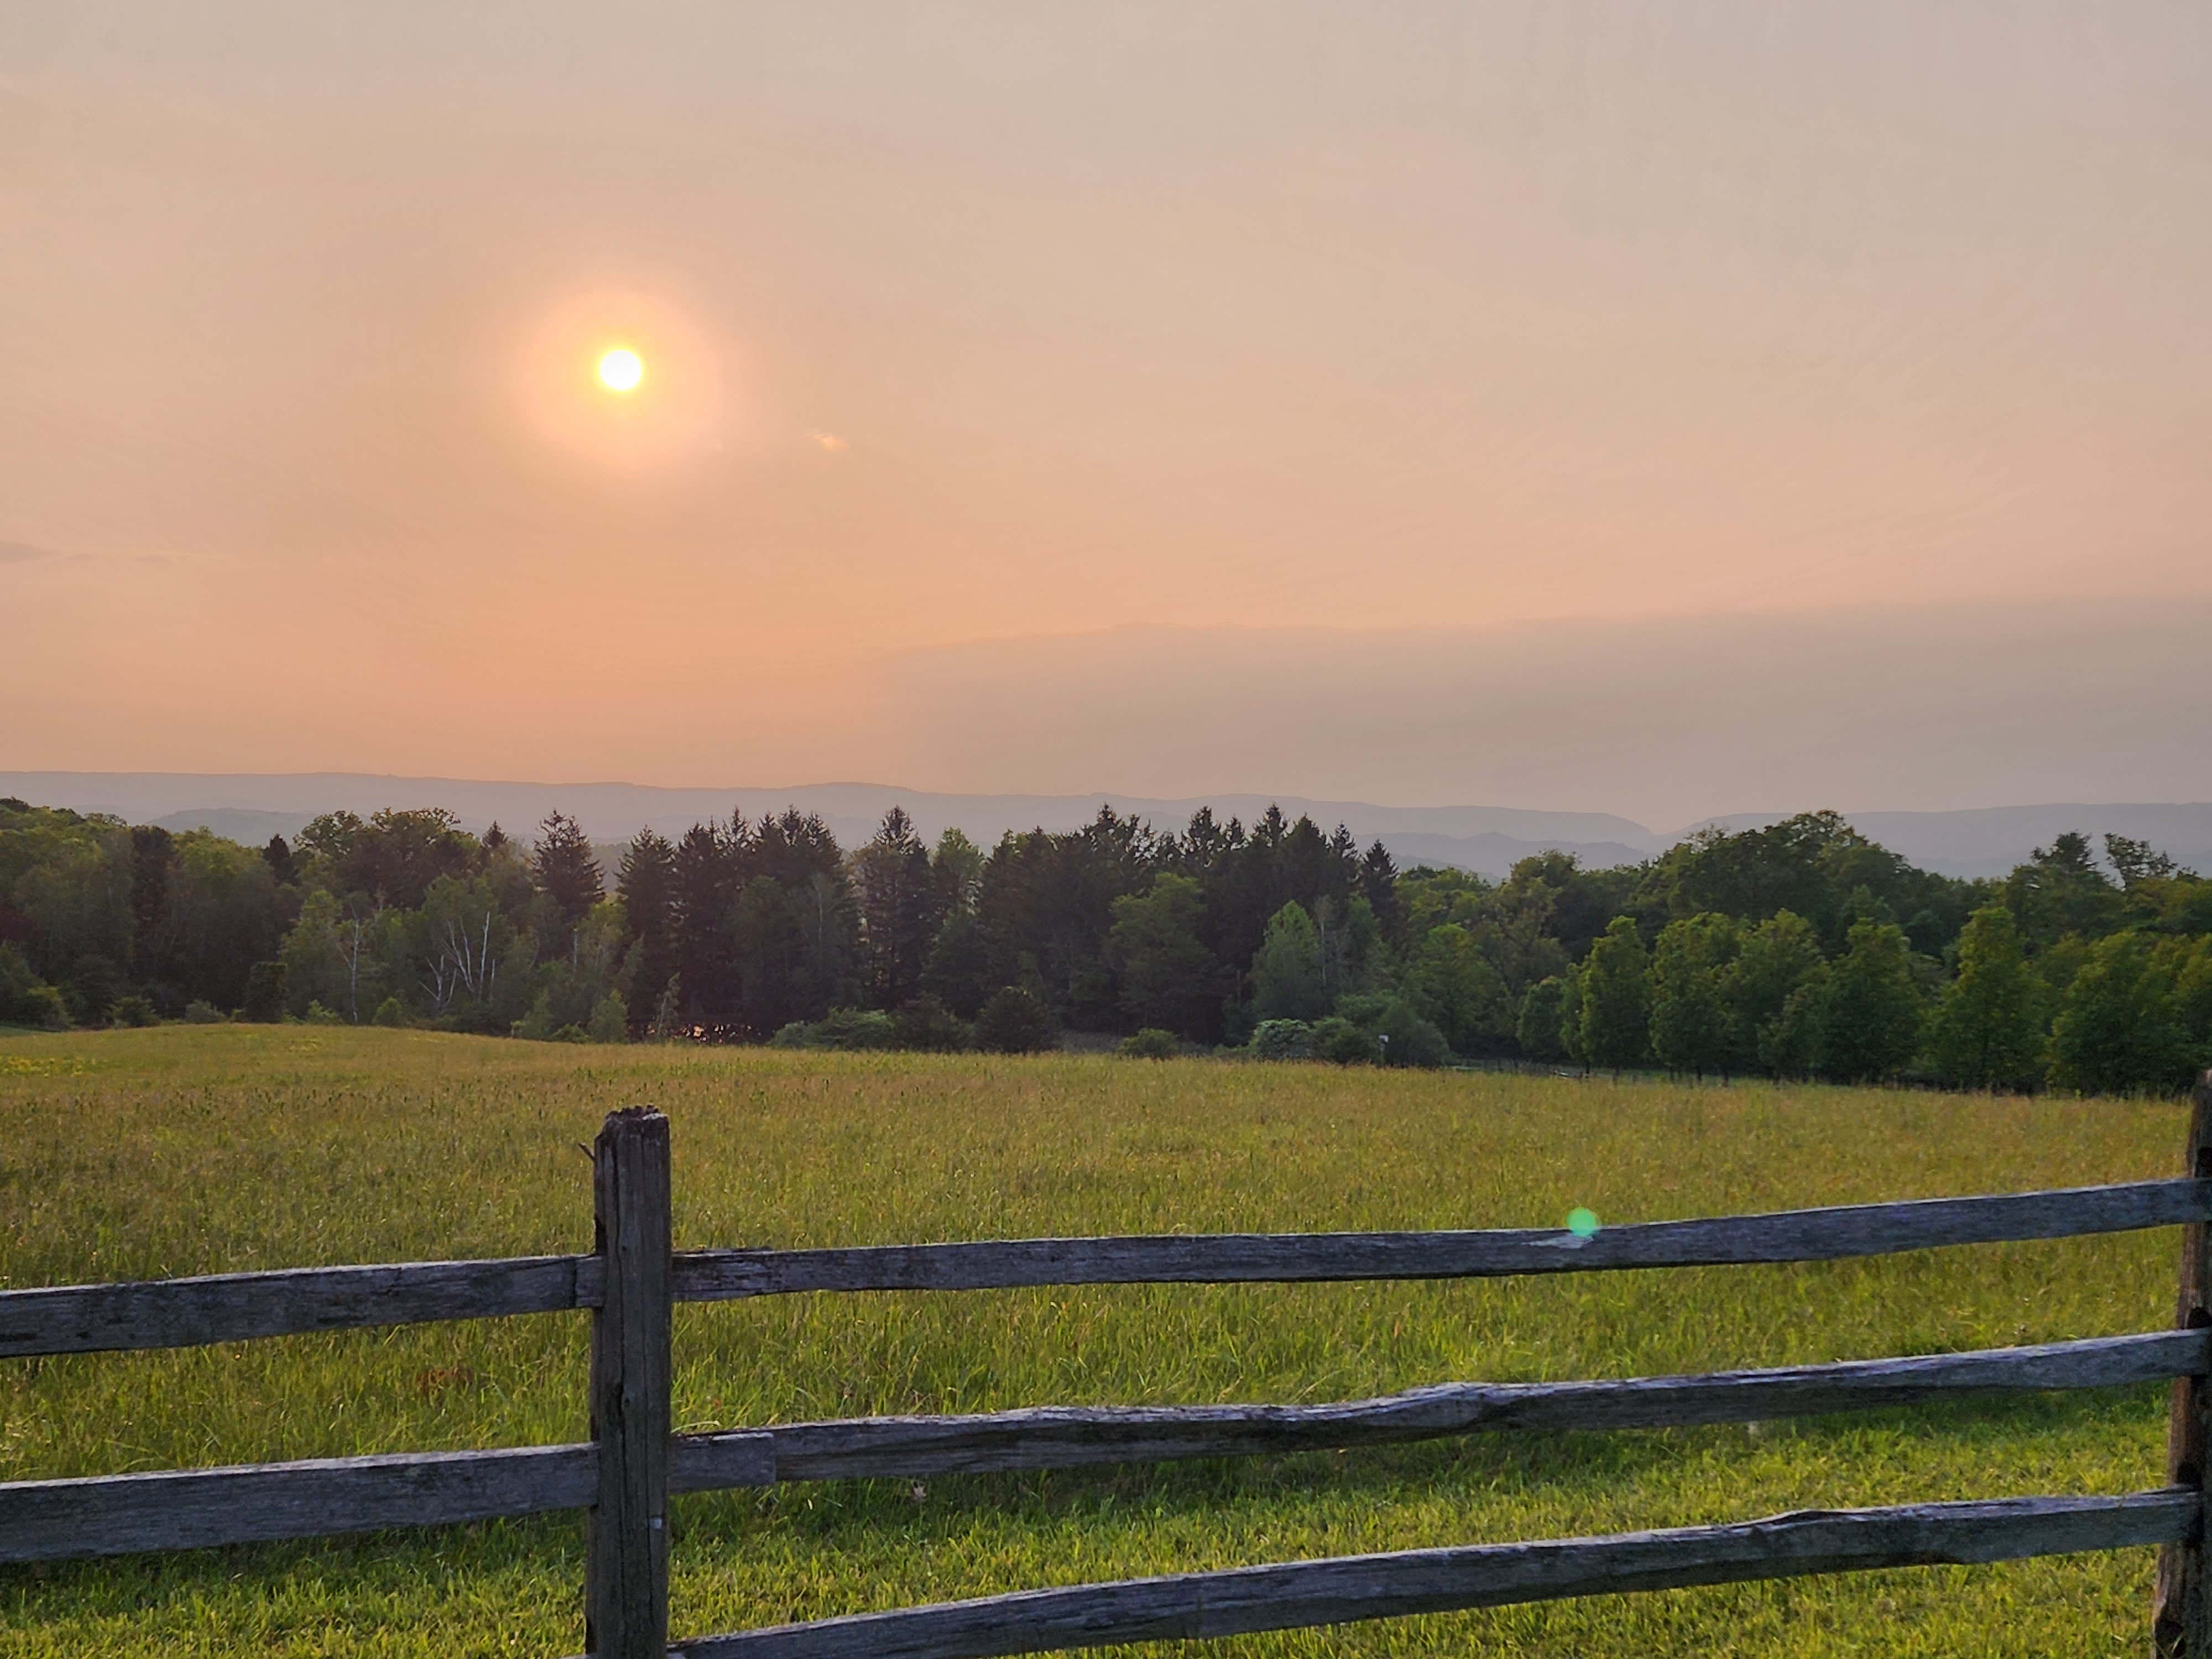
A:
532,813,603,946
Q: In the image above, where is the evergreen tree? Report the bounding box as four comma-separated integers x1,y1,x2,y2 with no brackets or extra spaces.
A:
1648,912,1739,1078
671,821,739,1026
532,813,603,948
1816,921,1923,1082
617,829,679,1029
1924,905,2047,1091
1250,901,1328,1021
1574,915,1650,1076
852,808,942,1009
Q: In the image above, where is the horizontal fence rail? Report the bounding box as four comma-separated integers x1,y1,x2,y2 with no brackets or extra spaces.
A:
671,1178,2212,1300
7,1178,2200,1360
8,1329,2198,1564
659,1490,2200,1659
0,1255,602,1359
0,1445,601,1562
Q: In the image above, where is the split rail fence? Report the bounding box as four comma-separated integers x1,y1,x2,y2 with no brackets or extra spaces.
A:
8,1074,2212,1656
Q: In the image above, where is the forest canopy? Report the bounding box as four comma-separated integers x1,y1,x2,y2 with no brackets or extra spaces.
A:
3,795,2208,1092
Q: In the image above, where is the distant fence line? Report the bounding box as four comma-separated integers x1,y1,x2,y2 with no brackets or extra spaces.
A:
4,1075,2210,1658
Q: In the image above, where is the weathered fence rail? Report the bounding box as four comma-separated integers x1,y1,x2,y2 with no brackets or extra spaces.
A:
7,1077,2212,1657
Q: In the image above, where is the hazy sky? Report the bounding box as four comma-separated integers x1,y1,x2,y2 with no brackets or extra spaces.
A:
4,3,2208,821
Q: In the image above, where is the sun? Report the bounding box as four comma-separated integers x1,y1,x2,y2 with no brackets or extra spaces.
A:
597,348,644,393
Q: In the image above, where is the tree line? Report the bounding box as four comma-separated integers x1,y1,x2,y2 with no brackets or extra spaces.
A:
2,794,2208,1092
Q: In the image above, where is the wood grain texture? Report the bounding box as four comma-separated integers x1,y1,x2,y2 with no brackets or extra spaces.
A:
672,1178,2212,1301
661,1330,2203,1489
0,1444,596,1563
587,1108,674,1659
0,1254,600,1359
666,1489,2197,1659
2157,1071,2212,1656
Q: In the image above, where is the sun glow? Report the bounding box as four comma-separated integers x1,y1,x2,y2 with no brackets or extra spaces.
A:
597,348,643,392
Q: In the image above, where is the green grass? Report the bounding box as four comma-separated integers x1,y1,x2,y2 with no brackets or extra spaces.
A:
0,1026,2193,1656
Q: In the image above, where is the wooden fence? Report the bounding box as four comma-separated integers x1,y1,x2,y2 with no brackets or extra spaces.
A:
7,1074,2212,1657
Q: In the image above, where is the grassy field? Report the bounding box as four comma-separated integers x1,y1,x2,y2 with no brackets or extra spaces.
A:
0,1026,2194,1657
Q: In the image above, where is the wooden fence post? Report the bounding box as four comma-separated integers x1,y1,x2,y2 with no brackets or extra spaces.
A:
588,1108,673,1659
2156,1071,2212,1657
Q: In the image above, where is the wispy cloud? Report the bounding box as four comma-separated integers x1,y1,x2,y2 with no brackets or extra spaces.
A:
806,430,848,453
0,540,51,564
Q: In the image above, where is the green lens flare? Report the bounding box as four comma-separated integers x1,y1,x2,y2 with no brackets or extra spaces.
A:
1566,1207,1599,1239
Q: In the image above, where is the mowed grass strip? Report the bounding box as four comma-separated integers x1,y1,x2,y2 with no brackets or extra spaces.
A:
0,1026,2190,1657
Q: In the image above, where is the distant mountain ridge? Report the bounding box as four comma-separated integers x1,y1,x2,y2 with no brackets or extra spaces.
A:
4,771,2209,881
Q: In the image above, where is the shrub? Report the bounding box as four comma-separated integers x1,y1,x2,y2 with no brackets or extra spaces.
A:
972,986,1057,1053
240,961,288,1023
182,999,226,1025
0,943,70,1030
894,995,969,1052
1310,1015,1378,1065
304,1000,344,1025
1343,994,1452,1068
371,997,407,1027
805,1008,901,1051
108,994,158,1028
587,992,629,1045
1248,1019,1314,1061
1118,1027,1178,1060
768,1021,812,1048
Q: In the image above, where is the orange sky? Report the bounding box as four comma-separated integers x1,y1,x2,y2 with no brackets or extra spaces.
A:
3,3,2209,820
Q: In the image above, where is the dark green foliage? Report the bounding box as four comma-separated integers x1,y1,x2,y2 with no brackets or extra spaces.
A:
1401,922,1510,1055
1336,992,1451,1067
1574,916,1650,1074
0,942,69,1029
108,993,156,1027
1118,1026,1179,1058
1725,910,1825,1077
1815,921,1924,1083
853,808,943,1009
1515,975,1571,1062
971,985,1057,1053
1107,873,1227,1038
1925,905,2048,1091
2048,931,2193,1094
1249,901,1327,1021
262,833,298,885
893,994,969,1052
297,807,477,910
1309,1015,1378,1065
1647,912,1739,1078
615,829,678,1029
920,908,992,1019
2004,832,2124,951
1247,1019,1314,1060
240,960,286,1022
8,786,2212,1097
530,812,602,948
799,1007,901,1051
